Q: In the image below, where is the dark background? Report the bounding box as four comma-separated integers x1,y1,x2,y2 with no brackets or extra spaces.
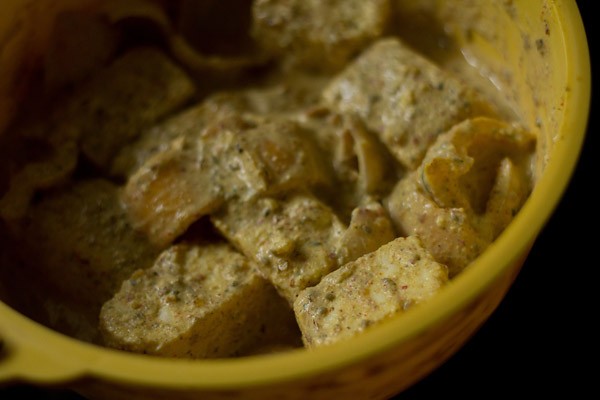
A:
1,1,595,398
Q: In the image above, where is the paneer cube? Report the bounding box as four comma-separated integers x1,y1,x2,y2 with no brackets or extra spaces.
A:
385,117,534,276
323,37,494,169
385,174,487,277
122,114,329,247
252,0,391,71
7,179,160,324
211,192,345,303
76,46,196,168
23,46,195,170
111,92,247,178
294,236,449,347
100,242,301,358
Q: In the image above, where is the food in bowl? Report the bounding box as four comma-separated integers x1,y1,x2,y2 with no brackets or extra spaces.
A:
0,0,537,359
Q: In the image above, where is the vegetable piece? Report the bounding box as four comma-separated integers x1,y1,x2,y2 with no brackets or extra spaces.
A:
294,236,449,347
385,117,535,276
100,242,301,358
323,37,496,169
419,117,534,214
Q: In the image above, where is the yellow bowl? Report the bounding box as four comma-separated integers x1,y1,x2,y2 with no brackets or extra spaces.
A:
0,1,590,399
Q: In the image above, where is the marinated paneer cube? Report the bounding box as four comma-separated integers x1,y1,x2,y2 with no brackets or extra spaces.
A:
100,242,301,358
120,135,225,248
323,37,495,169
76,47,196,168
111,92,248,178
385,117,534,276
211,192,346,304
7,179,160,317
252,0,391,71
122,114,329,247
294,236,449,347
385,174,487,278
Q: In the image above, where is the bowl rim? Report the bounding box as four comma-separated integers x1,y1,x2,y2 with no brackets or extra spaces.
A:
0,0,591,390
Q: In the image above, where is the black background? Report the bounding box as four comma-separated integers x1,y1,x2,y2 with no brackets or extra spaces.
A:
1,0,595,398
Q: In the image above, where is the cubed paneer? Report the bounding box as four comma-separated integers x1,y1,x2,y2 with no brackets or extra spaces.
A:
111,92,247,178
122,114,329,247
252,0,391,71
323,37,494,169
294,236,449,347
100,242,301,358
120,134,224,248
385,117,534,276
76,47,196,168
7,179,160,317
385,175,486,277
211,192,345,303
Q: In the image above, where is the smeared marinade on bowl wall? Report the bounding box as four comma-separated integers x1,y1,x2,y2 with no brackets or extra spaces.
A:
0,0,538,357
